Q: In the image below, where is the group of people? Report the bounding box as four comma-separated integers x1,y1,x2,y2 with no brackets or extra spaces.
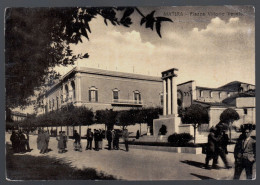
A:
86,129,105,151
106,129,120,150
205,123,256,180
37,129,50,154
85,128,129,151
10,130,30,153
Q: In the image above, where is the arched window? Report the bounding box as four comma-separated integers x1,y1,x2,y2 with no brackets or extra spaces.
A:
52,99,55,110
71,81,76,100
89,86,98,102
49,100,51,110
56,97,59,109
60,94,63,104
177,90,183,107
133,90,141,104
65,84,69,102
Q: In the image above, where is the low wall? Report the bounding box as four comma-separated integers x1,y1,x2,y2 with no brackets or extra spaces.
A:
153,116,181,136
119,144,202,154
179,124,194,136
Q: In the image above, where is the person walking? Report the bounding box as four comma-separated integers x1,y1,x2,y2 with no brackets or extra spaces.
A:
107,129,113,150
86,128,93,150
233,124,256,180
215,125,232,169
122,128,129,152
205,127,221,169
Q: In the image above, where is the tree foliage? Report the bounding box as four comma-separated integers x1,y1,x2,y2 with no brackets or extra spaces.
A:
219,108,240,142
95,107,162,130
5,7,172,109
19,105,94,128
95,109,118,130
220,108,240,124
182,104,209,126
182,104,209,143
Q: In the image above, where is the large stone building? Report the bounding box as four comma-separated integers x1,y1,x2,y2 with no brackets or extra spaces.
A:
37,67,255,134
177,80,255,128
37,67,163,114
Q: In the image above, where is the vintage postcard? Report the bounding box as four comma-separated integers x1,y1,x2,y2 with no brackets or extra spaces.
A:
5,6,255,180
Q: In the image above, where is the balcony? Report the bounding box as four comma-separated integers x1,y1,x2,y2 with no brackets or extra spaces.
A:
111,99,143,107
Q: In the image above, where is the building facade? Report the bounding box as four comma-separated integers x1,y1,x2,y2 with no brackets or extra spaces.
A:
177,80,256,128
37,67,163,114
10,111,28,122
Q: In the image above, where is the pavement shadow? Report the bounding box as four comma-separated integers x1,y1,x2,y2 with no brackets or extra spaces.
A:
190,173,215,180
181,160,205,169
27,149,33,152
46,148,53,153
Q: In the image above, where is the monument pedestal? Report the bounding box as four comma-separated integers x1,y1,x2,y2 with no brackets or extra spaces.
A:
153,115,181,136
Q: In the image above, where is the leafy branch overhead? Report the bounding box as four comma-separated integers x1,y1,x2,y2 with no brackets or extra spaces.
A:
5,7,172,108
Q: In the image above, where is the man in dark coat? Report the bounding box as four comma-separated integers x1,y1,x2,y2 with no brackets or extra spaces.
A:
215,124,232,169
205,127,221,169
114,130,119,150
73,130,81,151
93,129,99,151
86,128,93,150
233,125,256,179
18,130,26,153
107,129,113,150
10,130,19,153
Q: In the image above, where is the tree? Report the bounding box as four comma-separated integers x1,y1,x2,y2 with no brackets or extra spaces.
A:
182,104,209,143
219,108,240,142
95,109,118,130
18,105,94,132
138,107,162,135
5,7,172,109
116,110,136,130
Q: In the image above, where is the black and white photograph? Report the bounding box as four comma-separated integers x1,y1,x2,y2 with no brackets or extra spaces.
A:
5,6,256,180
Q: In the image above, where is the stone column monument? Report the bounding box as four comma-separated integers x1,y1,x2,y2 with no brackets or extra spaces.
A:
153,68,181,136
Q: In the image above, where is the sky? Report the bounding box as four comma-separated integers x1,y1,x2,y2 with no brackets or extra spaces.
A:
57,5,255,88
15,6,255,114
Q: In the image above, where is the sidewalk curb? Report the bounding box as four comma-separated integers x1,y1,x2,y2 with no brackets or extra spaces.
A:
119,144,202,154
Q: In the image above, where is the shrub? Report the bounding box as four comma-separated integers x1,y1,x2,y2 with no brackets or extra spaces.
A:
168,133,193,146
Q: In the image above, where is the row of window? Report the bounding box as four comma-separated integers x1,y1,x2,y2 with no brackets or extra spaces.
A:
89,88,142,103
46,88,143,111
199,91,231,98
